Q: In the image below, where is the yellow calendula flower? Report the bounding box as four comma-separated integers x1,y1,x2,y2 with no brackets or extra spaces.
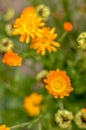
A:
13,6,45,43
31,27,60,55
0,124,10,130
24,93,43,116
44,69,73,98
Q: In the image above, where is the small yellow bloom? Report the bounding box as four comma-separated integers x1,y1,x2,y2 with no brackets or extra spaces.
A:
77,32,86,50
0,38,14,52
24,93,43,116
31,27,60,55
55,110,73,129
3,8,15,21
0,124,10,130
44,69,73,98
74,109,86,129
36,4,50,21
13,7,45,43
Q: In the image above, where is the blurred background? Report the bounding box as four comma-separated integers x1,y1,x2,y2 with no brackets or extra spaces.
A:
0,0,86,130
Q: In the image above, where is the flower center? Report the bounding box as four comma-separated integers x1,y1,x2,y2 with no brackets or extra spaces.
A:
51,77,65,91
81,116,86,123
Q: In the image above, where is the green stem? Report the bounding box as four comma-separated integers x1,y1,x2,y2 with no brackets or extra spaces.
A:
58,99,64,110
10,116,41,129
59,31,68,42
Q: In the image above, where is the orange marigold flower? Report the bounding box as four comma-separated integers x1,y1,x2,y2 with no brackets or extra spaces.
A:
0,124,10,130
63,22,73,32
44,69,73,98
24,93,43,116
2,50,22,66
30,27,60,55
13,7,45,43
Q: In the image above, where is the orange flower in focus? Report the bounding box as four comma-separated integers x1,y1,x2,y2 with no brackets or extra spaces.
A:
13,7,45,43
2,50,22,66
24,93,43,116
31,27,60,55
63,22,73,32
44,69,73,98
0,125,10,130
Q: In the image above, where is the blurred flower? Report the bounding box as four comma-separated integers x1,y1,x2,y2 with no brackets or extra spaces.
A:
22,6,35,15
3,8,15,21
55,109,73,129
36,4,50,21
13,7,45,43
74,108,86,129
5,24,13,36
36,70,49,85
77,32,86,50
63,22,73,32
43,69,73,98
0,124,10,130
24,93,43,116
0,38,14,52
2,50,22,66
31,27,60,55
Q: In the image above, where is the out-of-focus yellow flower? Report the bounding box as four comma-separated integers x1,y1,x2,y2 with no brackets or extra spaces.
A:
0,38,14,52
24,93,43,116
36,4,50,21
77,32,86,50
74,108,86,129
31,27,60,55
2,50,22,66
55,110,73,129
0,124,10,130
5,24,13,36
44,69,73,98
13,6,45,43
3,8,15,21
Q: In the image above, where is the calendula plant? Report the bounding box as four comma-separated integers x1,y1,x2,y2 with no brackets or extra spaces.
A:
0,0,86,130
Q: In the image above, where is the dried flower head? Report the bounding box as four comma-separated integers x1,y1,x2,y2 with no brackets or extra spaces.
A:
77,32,86,50
63,22,73,32
2,50,22,66
31,27,60,55
74,108,86,129
24,93,43,116
55,109,73,129
0,38,14,52
44,69,73,98
36,4,50,21
13,7,45,43
0,124,10,130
